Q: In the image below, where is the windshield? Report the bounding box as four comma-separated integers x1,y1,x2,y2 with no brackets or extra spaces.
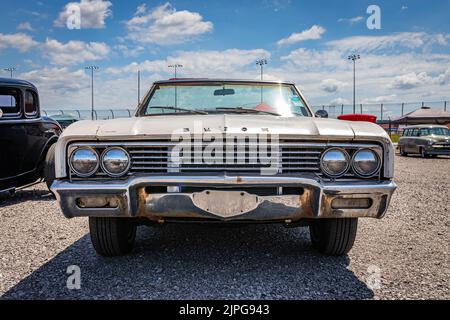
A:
420,128,449,136
140,82,311,117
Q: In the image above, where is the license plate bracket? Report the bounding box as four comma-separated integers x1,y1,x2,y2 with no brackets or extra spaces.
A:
192,190,260,218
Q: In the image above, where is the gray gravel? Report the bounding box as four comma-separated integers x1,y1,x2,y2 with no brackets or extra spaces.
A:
0,155,449,300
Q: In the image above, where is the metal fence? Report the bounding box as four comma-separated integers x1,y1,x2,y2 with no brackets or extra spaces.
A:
42,100,449,121
41,108,134,120
310,101,449,121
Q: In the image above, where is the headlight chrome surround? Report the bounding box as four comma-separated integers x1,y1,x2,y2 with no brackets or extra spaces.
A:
69,147,100,177
100,147,131,177
320,147,350,178
351,148,381,178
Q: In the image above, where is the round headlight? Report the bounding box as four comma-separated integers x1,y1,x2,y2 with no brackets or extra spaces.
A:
352,149,381,177
101,147,130,177
69,147,99,177
321,148,350,178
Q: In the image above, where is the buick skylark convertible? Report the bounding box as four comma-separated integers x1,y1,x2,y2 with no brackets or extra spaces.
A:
50,79,397,257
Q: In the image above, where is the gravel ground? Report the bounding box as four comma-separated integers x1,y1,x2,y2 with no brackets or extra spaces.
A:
0,155,448,300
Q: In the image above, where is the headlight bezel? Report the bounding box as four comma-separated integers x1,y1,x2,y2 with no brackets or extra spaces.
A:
320,147,351,178
351,148,382,178
69,147,100,178
100,147,131,177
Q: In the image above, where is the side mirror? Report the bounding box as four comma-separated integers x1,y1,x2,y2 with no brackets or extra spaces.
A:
315,109,329,118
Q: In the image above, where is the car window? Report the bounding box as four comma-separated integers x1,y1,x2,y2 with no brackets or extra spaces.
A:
420,128,430,136
0,88,21,117
403,129,409,137
25,90,38,116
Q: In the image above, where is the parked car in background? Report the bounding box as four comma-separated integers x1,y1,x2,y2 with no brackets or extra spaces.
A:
0,78,62,194
48,114,79,129
50,79,397,257
398,125,450,158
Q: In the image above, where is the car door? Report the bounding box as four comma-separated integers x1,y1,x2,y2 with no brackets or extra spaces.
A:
402,129,413,152
20,89,51,176
408,129,419,153
0,86,27,187
399,129,409,151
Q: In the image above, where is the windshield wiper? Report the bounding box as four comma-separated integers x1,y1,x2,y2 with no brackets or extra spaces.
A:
147,106,208,115
215,107,281,116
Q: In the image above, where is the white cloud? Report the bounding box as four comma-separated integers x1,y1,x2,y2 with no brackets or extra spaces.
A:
330,98,350,105
281,48,344,70
43,38,110,66
277,25,325,46
114,44,145,58
338,16,364,25
327,32,448,53
389,72,432,90
126,2,213,46
106,49,271,78
0,33,38,52
401,5,408,10
17,22,34,32
436,68,450,85
19,67,91,108
361,95,398,104
55,0,112,29
320,79,347,93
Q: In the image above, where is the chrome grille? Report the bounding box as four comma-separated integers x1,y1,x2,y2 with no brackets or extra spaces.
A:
128,140,325,175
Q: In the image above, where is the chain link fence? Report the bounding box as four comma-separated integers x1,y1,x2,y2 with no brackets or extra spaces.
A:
42,100,449,121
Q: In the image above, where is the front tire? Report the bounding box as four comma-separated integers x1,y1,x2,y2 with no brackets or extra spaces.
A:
309,218,358,256
89,217,137,257
399,146,408,157
420,147,429,158
44,144,56,192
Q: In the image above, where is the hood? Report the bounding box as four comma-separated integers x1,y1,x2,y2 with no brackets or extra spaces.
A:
61,115,389,141
428,135,450,143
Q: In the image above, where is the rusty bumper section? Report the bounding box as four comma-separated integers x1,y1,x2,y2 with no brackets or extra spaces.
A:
51,175,397,222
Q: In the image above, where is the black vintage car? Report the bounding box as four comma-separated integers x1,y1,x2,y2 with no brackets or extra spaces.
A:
0,78,61,194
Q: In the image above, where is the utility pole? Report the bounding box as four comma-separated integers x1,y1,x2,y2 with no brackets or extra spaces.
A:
4,67,16,78
348,54,361,114
168,64,183,107
85,66,99,120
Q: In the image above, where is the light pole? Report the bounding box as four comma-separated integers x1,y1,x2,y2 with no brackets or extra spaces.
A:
256,59,267,103
168,64,183,107
348,54,360,114
256,59,267,81
168,64,183,79
85,66,99,120
137,70,141,105
4,67,16,78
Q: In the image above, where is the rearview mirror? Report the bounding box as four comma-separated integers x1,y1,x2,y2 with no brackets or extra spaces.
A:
315,109,329,118
214,88,235,96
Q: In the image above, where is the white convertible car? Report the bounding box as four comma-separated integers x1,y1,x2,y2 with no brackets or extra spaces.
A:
48,79,397,257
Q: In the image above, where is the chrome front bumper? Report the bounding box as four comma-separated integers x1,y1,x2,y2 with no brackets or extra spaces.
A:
51,175,397,222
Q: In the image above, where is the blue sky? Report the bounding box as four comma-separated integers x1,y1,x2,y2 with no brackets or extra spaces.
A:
0,0,449,110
